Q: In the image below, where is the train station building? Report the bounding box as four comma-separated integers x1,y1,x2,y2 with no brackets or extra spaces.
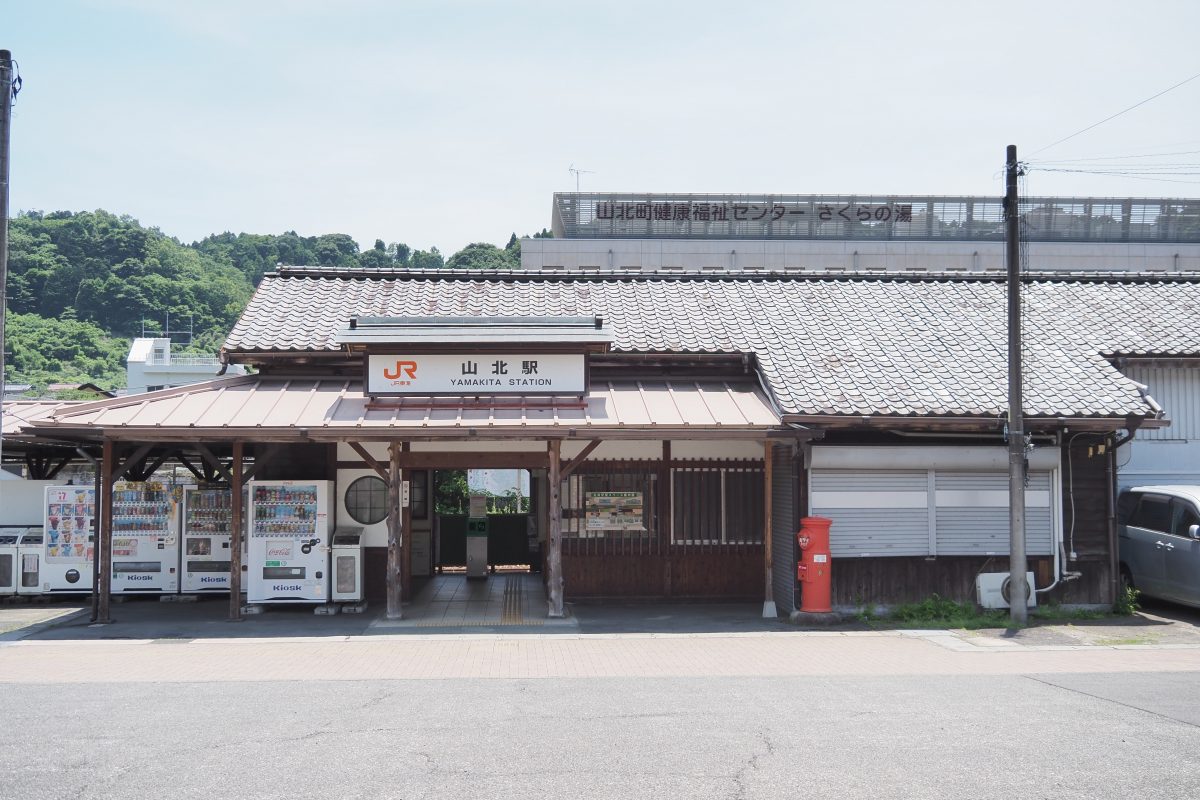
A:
7,193,1200,620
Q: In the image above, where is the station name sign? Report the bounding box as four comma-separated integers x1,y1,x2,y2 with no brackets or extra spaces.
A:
366,353,588,397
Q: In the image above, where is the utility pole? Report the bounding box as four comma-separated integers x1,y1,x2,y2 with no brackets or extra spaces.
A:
1005,144,1028,624
0,50,16,473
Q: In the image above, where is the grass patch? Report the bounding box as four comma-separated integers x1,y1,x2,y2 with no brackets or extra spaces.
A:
860,595,1128,631
876,595,1013,630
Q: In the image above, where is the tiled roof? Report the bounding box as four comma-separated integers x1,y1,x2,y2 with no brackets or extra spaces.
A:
224,270,1200,419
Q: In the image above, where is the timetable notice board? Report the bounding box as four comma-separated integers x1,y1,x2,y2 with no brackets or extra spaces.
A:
585,492,644,531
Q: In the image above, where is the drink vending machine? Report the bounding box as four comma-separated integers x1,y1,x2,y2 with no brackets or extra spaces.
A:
247,480,333,604
43,486,95,593
182,488,235,592
110,481,187,594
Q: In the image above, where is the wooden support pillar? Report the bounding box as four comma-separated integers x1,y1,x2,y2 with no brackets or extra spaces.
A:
400,442,412,602
659,441,672,597
386,441,404,619
547,439,564,618
229,441,244,622
97,440,115,624
762,440,776,619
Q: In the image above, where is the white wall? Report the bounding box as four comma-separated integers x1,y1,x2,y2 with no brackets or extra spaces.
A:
0,478,64,526
521,238,1200,274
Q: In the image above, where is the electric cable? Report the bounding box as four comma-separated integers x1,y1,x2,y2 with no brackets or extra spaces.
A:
1029,70,1200,158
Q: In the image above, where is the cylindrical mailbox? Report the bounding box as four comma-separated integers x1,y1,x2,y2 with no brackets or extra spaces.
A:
796,516,833,613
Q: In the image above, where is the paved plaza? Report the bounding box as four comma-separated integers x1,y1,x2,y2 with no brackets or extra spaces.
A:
3,586,1200,799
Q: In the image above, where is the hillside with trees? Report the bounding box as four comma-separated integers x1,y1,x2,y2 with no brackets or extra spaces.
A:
4,211,551,396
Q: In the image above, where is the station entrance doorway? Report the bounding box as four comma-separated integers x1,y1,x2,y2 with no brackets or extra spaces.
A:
431,468,542,577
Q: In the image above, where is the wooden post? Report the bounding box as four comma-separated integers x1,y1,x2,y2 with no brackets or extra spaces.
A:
659,441,671,596
229,441,244,621
400,442,412,601
97,439,115,623
386,441,403,619
762,440,776,618
547,439,564,618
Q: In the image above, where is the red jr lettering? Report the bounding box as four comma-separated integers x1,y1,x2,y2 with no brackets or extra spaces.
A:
383,360,418,380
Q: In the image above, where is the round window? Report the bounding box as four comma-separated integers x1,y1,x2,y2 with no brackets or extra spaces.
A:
344,476,388,525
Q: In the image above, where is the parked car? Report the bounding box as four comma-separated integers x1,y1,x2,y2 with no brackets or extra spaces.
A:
1117,486,1200,608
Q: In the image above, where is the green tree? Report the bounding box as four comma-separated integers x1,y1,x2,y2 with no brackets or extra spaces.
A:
6,312,129,392
446,242,513,270
410,246,444,270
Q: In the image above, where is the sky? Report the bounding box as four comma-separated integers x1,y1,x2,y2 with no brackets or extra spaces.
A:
5,0,1200,256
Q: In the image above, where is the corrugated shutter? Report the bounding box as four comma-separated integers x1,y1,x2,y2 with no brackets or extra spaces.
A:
812,468,1055,558
934,472,1052,556
771,446,796,613
810,470,930,557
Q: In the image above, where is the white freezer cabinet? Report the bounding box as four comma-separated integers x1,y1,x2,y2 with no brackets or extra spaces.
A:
0,529,20,596
17,529,44,595
247,481,333,604
0,528,40,596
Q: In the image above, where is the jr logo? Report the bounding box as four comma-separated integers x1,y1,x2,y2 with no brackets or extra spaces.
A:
383,360,418,380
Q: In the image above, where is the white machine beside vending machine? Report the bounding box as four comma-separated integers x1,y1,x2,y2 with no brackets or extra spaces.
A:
181,487,234,593
110,481,185,594
17,529,44,596
247,480,333,604
0,528,20,596
43,486,95,593
330,526,365,603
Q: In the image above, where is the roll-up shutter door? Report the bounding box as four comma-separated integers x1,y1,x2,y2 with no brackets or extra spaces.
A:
810,471,930,557
812,468,1055,558
934,471,1052,556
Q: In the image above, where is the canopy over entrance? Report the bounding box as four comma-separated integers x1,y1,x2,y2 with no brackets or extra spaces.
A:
25,375,784,443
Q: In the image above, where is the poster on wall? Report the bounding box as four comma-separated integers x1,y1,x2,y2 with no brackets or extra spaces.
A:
585,492,645,531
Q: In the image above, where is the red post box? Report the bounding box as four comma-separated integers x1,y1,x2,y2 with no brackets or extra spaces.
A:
796,516,833,613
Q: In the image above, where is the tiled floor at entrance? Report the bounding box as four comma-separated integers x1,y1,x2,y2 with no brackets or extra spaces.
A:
372,572,575,629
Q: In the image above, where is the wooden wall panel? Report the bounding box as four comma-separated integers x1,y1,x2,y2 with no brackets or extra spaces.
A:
1061,437,1113,560
830,554,1112,606
563,547,762,600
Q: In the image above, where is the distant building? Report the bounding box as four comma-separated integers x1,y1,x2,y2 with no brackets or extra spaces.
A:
126,338,245,394
2,383,33,400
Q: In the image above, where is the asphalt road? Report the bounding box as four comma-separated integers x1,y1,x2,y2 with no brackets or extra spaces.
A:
3,671,1198,800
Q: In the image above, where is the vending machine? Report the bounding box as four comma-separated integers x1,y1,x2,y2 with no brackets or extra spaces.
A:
181,487,235,593
247,480,333,604
110,481,185,594
43,486,95,593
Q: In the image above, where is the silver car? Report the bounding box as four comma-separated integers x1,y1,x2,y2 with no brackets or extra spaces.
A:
1118,485,1200,608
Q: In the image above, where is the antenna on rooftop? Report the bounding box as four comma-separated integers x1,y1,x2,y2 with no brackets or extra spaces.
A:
568,164,595,193
141,312,195,345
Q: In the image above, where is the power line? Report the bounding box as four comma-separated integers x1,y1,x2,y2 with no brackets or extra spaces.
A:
1028,70,1200,158
1027,148,1200,164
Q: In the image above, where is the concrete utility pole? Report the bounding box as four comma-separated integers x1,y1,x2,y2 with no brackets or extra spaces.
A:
0,50,15,470
1005,144,1029,624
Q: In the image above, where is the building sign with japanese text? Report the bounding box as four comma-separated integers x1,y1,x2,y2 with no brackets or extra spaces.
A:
593,200,914,224
365,353,587,396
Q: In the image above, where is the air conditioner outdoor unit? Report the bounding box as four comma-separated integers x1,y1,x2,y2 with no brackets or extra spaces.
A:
976,572,1038,609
